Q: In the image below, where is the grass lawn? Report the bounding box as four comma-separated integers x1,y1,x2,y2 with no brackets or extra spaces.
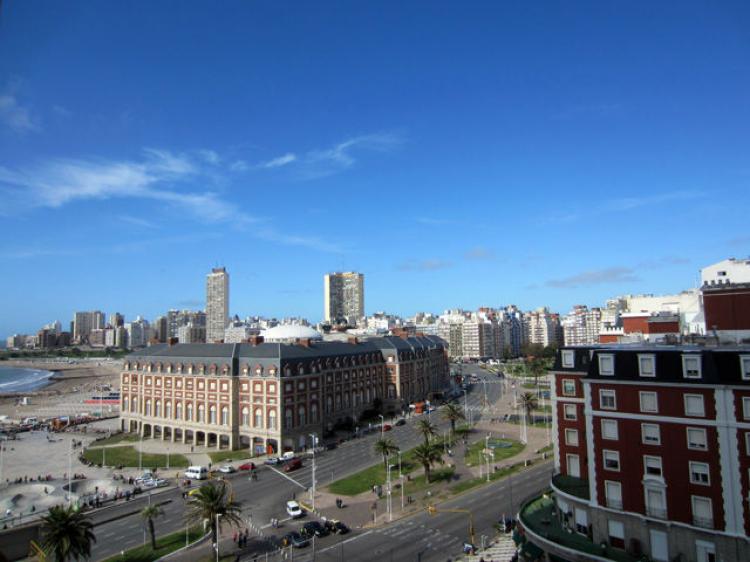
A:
208,450,253,463
101,526,204,562
399,466,455,495
533,404,552,413
83,446,190,468
90,433,140,447
450,462,523,494
464,438,524,468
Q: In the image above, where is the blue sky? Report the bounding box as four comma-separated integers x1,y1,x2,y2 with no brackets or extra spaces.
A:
1,1,749,338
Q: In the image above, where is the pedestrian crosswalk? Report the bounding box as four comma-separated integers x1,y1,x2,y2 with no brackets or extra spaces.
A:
374,520,462,551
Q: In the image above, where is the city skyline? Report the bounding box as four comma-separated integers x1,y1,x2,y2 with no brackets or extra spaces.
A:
2,2,749,338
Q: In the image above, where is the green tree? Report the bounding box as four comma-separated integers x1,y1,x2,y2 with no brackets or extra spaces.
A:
374,438,400,470
412,443,443,483
40,505,96,562
141,504,163,550
519,392,539,424
442,403,465,434
527,357,547,389
186,481,243,545
415,418,437,445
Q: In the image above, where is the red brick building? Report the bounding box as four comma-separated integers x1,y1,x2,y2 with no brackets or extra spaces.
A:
530,346,750,562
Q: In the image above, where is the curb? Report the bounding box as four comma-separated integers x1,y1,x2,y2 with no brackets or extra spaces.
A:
154,530,211,561
93,498,172,527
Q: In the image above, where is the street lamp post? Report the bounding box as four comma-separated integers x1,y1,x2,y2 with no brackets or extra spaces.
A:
215,513,222,562
67,439,73,507
378,415,384,440
138,432,144,472
386,461,393,522
309,433,317,511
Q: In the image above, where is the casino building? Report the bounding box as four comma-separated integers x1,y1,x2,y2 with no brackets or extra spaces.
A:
518,345,750,562
119,331,448,455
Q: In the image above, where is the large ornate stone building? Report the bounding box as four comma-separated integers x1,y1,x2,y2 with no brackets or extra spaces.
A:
119,333,448,454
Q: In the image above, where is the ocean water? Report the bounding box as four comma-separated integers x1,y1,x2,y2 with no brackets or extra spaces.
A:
0,366,56,393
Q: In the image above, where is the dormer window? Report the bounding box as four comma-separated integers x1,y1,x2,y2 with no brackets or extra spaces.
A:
599,354,614,376
740,355,750,381
638,354,655,377
682,355,701,379
562,350,575,368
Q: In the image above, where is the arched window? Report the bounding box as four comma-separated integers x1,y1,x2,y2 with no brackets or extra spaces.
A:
365,388,371,403
254,408,263,428
344,392,350,408
298,405,306,426
145,399,152,416
335,395,341,411
310,403,318,424
132,397,137,413
123,396,129,412
285,407,294,429
326,396,332,413
165,401,172,419
209,405,217,424
197,404,205,423
221,406,229,426
268,409,277,430
241,407,250,426
186,403,193,421
175,402,183,420
155,400,162,417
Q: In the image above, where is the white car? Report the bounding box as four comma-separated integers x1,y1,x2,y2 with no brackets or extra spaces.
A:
135,471,155,484
142,478,168,488
286,500,303,518
218,465,236,474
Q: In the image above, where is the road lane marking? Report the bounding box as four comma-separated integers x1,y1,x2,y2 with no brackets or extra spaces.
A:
266,465,307,489
315,530,374,554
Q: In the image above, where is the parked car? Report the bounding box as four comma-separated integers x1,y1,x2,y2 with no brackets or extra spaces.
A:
395,418,406,426
284,458,302,472
324,520,350,534
218,465,236,474
265,457,282,465
281,451,297,461
281,531,309,548
142,478,168,488
184,466,208,480
301,521,329,538
382,424,393,432
286,500,303,518
135,470,154,484
238,462,256,471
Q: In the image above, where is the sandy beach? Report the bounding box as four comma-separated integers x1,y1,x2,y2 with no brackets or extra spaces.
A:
0,359,121,422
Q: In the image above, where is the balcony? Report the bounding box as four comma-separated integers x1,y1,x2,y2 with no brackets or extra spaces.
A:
551,473,590,500
646,506,667,519
519,493,638,562
693,516,714,529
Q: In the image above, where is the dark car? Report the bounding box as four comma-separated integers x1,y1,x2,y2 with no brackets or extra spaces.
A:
395,418,406,426
281,532,310,548
301,521,329,538
284,458,303,472
332,521,350,534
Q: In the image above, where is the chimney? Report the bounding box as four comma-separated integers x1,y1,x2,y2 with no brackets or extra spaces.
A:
348,336,359,345
297,338,312,348
168,337,178,346
247,335,264,346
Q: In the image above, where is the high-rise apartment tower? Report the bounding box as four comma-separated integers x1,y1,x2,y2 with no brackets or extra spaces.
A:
324,272,365,325
206,267,229,343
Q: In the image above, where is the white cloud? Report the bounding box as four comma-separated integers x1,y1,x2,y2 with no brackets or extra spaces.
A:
545,267,639,288
0,149,250,224
230,160,249,172
0,93,40,133
259,153,297,169
254,228,346,254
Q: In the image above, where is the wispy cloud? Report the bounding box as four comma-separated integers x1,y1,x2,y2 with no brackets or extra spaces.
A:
637,256,690,269
118,215,159,229
397,259,453,272
541,190,707,225
254,228,347,254
0,93,40,133
0,149,251,224
259,153,297,169
299,132,404,179
230,160,249,172
545,267,639,288
464,246,495,261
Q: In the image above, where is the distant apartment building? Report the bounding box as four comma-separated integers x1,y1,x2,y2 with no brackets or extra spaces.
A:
177,323,206,344
701,258,750,344
89,329,107,347
224,324,259,344
522,345,750,562
324,272,365,326
167,310,206,339
462,320,495,359
563,305,603,346
153,316,168,343
125,317,151,348
206,267,230,344
73,311,106,343
108,313,125,328
525,307,563,348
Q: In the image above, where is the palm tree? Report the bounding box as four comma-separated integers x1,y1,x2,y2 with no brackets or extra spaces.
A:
527,358,547,390
519,392,538,424
186,481,243,545
415,418,437,445
412,443,443,483
40,505,96,562
442,403,465,434
141,504,163,550
374,438,399,470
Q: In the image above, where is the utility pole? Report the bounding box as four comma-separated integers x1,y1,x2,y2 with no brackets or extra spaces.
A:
309,433,317,511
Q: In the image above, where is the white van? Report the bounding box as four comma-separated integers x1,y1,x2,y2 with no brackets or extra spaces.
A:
184,466,208,480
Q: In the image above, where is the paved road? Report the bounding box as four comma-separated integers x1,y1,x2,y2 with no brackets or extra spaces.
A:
276,460,553,562
89,365,516,560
